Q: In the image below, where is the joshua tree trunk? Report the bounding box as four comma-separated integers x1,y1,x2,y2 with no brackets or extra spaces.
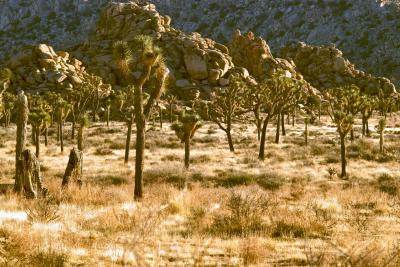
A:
340,134,347,178
275,113,280,144
159,106,163,129
169,103,173,123
184,137,190,169
60,121,64,153
57,123,60,142
258,118,269,161
134,83,146,199
31,127,36,145
44,126,48,147
305,120,308,146
281,113,286,136
226,127,235,152
350,129,354,142
362,117,366,137
366,120,370,136
78,125,84,151
107,106,110,127
15,91,29,192
292,112,295,127
125,116,133,164
71,119,76,140
379,131,384,153
62,148,83,188
35,127,40,158
18,149,43,198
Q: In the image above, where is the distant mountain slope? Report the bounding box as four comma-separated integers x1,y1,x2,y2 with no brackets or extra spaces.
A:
0,0,399,86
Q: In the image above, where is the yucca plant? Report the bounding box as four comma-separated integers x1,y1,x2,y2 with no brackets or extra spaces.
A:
113,35,169,199
171,114,202,169
29,97,51,158
375,118,386,154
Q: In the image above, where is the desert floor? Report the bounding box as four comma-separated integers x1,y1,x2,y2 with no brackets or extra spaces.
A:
1,114,400,266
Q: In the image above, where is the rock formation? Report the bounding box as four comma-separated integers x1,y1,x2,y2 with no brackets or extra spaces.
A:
72,1,243,96
280,42,396,95
3,44,110,95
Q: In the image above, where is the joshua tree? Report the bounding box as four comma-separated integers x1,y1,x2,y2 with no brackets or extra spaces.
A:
55,97,71,153
15,91,29,192
360,96,377,137
165,94,177,123
375,118,386,154
29,97,51,158
1,92,15,127
171,114,202,169
77,114,90,151
304,117,310,146
252,70,304,160
325,86,361,178
113,35,169,199
202,75,247,152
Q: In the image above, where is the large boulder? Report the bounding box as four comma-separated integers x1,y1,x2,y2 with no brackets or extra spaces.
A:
4,44,109,95
280,42,397,95
72,1,237,94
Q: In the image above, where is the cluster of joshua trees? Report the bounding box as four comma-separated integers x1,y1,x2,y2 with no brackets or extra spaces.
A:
0,34,398,200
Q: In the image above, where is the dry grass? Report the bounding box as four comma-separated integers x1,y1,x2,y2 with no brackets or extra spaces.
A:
0,114,400,265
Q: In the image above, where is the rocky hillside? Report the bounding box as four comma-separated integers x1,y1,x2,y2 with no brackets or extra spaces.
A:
1,0,398,87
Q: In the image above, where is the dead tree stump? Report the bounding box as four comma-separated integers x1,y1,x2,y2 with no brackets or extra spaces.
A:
16,149,45,198
15,91,29,192
62,148,83,188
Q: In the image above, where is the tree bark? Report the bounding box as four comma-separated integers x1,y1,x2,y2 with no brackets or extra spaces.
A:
35,127,40,158
184,137,190,169
134,86,146,200
366,120,370,136
362,117,366,137
281,113,286,136
258,118,269,161
226,128,235,152
18,149,44,198
71,119,76,140
340,135,347,178
107,106,110,127
379,131,384,154
15,91,29,192
275,113,280,144
60,121,64,153
31,126,36,145
78,125,84,151
62,148,83,188
350,129,354,142
124,116,133,164
159,106,163,129
44,126,48,147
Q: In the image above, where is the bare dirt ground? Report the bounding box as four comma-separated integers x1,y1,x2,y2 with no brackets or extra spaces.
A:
1,114,400,266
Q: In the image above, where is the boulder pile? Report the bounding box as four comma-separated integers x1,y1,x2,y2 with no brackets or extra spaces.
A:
73,1,249,95
4,44,110,94
229,30,318,95
280,42,396,95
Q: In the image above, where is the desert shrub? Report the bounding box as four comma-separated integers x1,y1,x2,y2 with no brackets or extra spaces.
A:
161,154,180,162
29,247,69,267
95,175,129,186
240,238,270,266
208,191,270,237
217,172,255,187
166,175,186,189
271,217,328,239
377,173,399,196
108,141,125,150
190,154,212,164
94,147,113,155
256,173,283,191
25,197,60,223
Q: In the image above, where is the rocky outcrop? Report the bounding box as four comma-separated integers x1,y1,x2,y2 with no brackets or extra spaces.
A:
4,44,110,95
73,1,240,95
229,30,318,95
280,42,396,95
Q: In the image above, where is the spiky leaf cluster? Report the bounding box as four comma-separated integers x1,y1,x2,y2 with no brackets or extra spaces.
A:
171,114,202,143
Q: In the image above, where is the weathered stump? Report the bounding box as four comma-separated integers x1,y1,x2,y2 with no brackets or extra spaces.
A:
15,91,29,192
16,149,44,199
62,148,83,188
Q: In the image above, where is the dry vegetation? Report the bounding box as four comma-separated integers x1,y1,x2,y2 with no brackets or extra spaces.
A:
1,113,400,266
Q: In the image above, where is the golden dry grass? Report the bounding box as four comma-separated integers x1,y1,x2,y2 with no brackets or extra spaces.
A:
0,114,400,266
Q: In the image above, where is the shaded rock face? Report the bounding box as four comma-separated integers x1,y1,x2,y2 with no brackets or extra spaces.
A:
280,42,396,95
73,1,239,93
150,0,400,87
229,30,318,95
4,44,109,95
